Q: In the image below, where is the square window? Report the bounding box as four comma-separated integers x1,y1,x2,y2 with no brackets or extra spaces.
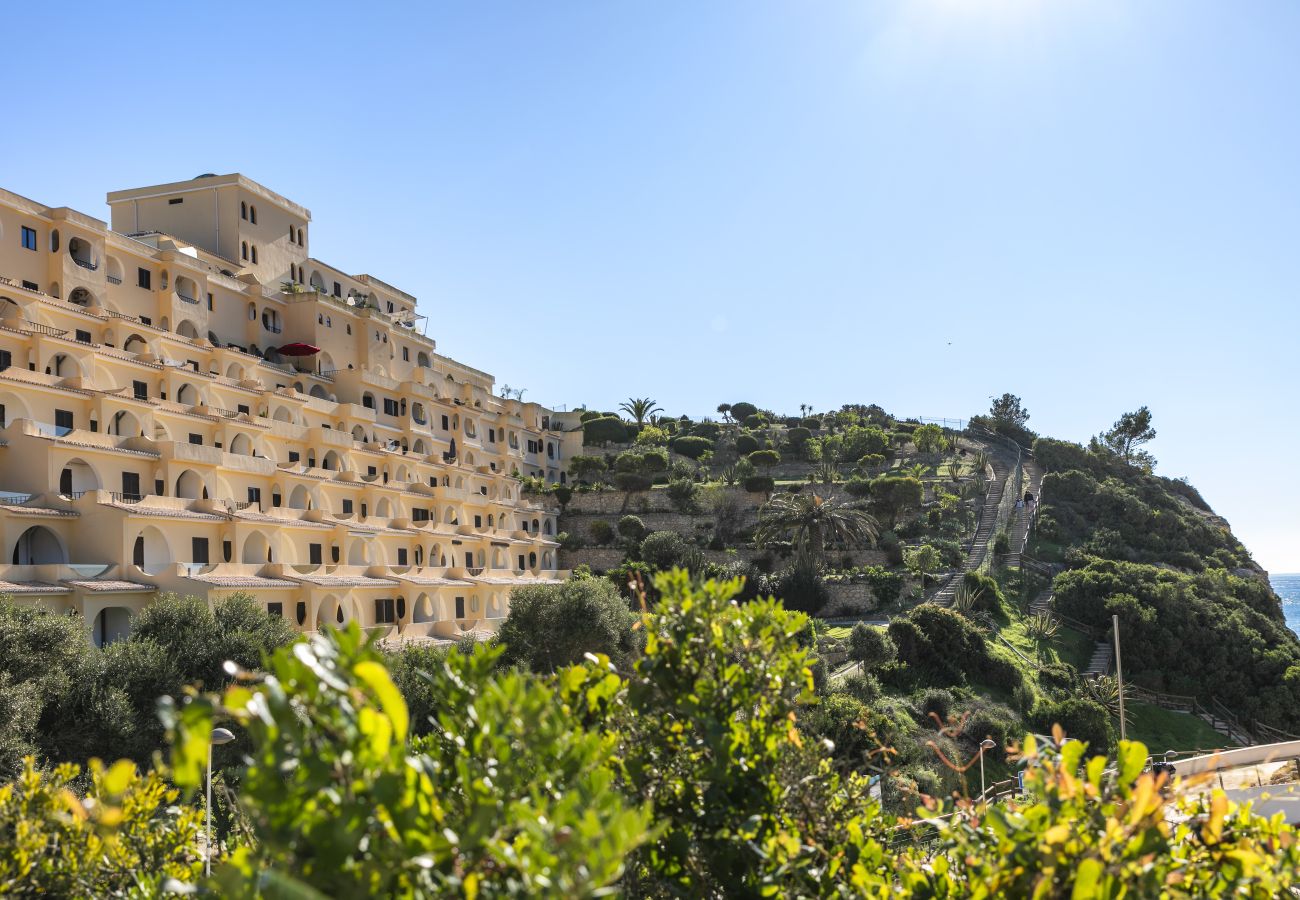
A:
192,537,209,565
188,433,203,445
342,499,354,514
132,380,148,400
137,268,152,289
20,226,37,251
247,487,261,503
267,602,283,617
309,543,322,565
397,548,408,565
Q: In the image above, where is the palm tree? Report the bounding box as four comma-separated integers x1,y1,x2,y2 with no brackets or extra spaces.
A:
619,397,663,428
754,493,879,570
717,403,732,423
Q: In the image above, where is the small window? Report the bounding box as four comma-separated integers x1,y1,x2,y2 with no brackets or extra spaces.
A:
387,301,394,313
249,205,257,224
240,201,248,220
309,543,322,565
455,596,465,619
241,242,249,261
75,329,91,344
192,537,210,565
137,268,152,289
346,324,351,335
250,246,258,264
342,499,354,514
374,597,395,624
207,293,214,311
298,228,304,246
21,280,37,291
333,281,341,297
237,404,250,415
20,226,37,251
188,433,203,445
397,548,408,566
54,409,74,435
247,486,262,503
267,602,283,617
168,197,183,205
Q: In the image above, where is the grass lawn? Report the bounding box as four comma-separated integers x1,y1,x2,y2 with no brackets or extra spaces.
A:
1125,701,1235,754
824,625,854,640
998,618,1094,672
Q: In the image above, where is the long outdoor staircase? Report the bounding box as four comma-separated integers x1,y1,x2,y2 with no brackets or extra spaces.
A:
1001,456,1044,570
1084,640,1113,678
934,454,1012,606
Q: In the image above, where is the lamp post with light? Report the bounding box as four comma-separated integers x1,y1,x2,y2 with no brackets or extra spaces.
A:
979,738,997,799
206,728,235,876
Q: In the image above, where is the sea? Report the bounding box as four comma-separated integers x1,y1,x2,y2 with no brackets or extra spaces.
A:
1273,574,1300,638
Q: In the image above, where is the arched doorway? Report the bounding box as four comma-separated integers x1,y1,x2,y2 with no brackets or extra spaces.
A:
242,531,272,564
12,526,67,564
175,469,206,499
58,457,100,496
92,607,131,648
132,526,170,574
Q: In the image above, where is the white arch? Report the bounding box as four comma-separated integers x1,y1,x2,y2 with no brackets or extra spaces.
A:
241,530,272,564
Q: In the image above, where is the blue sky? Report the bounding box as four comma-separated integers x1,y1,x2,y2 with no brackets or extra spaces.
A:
4,1,1298,569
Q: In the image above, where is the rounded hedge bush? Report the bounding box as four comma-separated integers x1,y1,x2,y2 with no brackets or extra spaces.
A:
613,471,652,492
583,416,629,445
730,402,758,422
743,474,775,494
735,433,760,455
671,435,714,460
801,417,821,429
742,414,765,429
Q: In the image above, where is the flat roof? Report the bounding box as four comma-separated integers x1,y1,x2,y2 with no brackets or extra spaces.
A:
107,173,311,221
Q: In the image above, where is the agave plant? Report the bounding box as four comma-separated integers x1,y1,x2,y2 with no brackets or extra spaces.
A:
1081,675,1132,728
1024,612,1061,659
946,460,962,482
811,460,840,485
906,463,927,481
972,450,991,475
719,465,738,486
951,581,983,616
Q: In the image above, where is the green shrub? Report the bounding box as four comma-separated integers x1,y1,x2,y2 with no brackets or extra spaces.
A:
736,433,760,455
742,414,765,429
743,475,775,494
640,531,689,569
869,475,923,526
672,435,714,460
583,416,629,445
578,409,603,423
691,421,721,440
614,471,652,492
1031,698,1115,755
748,449,780,468
730,401,758,421
666,477,699,511
617,515,647,541
785,426,812,448
844,475,873,498
498,576,642,673
588,520,614,544
801,417,821,429
920,687,955,724
857,454,885,471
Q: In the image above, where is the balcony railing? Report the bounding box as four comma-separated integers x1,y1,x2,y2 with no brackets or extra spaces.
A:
58,491,89,500
263,323,283,334
467,566,485,576
177,292,199,305
1,319,69,338
108,491,144,504
106,275,123,285
72,257,98,271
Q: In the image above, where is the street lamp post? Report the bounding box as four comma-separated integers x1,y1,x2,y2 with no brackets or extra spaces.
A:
206,728,235,876
979,738,996,799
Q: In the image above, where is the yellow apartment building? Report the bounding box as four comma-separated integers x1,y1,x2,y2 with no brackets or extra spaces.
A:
0,173,577,646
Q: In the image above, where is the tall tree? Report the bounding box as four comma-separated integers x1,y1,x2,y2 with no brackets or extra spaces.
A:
619,397,663,428
989,393,1030,431
1099,406,1157,468
716,403,732,423
754,493,878,571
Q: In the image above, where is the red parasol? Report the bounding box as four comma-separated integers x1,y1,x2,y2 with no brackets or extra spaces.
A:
277,342,321,357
